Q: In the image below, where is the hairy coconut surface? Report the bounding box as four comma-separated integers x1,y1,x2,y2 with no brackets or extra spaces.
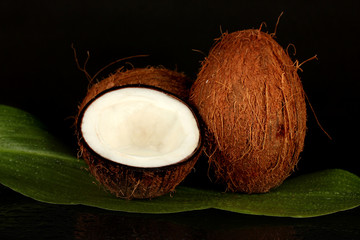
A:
190,29,307,193
78,67,192,111
76,67,201,199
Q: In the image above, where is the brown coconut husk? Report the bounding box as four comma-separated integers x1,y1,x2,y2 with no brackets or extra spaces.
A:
76,67,201,199
78,66,192,110
190,29,307,193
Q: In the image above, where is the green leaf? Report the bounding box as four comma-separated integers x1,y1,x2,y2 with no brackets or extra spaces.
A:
0,104,359,217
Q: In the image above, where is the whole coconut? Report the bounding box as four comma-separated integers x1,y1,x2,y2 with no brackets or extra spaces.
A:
190,29,307,193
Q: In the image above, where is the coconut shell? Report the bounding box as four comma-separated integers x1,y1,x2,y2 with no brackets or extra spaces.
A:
190,29,307,193
76,67,201,199
78,67,192,111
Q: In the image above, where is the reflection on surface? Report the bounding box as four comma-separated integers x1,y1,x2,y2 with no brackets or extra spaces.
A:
206,226,299,240
74,212,299,240
75,214,299,240
74,212,204,240
1,186,359,240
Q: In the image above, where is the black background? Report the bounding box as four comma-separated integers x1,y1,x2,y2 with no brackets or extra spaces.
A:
1,0,359,175
1,0,360,175
1,0,359,239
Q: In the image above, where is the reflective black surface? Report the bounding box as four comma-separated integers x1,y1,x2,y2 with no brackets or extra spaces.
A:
1,185,359,240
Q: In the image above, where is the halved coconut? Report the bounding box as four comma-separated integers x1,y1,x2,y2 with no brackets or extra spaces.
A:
76,68,202,199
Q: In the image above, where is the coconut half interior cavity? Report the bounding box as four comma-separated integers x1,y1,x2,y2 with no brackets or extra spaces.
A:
81,86,200,168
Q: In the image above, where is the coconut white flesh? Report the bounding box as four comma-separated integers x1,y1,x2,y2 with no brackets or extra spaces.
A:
81,87,200,168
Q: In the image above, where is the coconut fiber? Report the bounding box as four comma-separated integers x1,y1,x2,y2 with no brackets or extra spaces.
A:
190,29,307,193
76,67,201,199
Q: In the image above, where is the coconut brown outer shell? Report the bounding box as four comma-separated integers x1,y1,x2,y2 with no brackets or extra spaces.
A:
78,67,192,114
190,30,307,193
81,147,200,199
76,67,200,199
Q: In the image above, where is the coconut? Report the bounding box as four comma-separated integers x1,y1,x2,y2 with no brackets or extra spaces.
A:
76,67,202,199
190,29,307,193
